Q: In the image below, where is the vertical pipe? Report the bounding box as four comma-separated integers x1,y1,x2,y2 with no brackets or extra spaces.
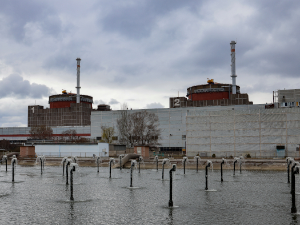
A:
234,160,236,176
63,161,65,176
291,164,296,194
6,159,7,172
230,41,237,94
76,58,81,104
130,165,133,187
40,159,43,175
184,160,186,175
156,158,158,171
288,162,291,183
205,165,209,190
66,162,69,185
70,168,74,201
240,162,242,174
109,161,112,178
221,161,224,182
291,167,299,213
139,161,141,174
120,155,122,170
97,158,99,173
196,158,199,172
162,163,164,180
168,165,176,207
12,161,15,182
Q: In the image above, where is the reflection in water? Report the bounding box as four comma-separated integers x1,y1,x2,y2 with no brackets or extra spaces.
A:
0,167,298,224
168,208,174,225
69,201,75,223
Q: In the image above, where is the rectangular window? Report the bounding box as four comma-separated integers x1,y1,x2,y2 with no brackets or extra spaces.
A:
112,136,118,140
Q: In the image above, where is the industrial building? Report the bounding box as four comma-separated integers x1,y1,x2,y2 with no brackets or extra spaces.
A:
1,41,300,158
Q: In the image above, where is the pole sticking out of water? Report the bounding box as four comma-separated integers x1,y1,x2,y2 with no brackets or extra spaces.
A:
233,157,239,176
287,157,294,183
182,157,188,175
109,158,115,178
239,156,244,173
70,163,78,201
155,156,158,171
2,155,7,172
130,160,137,187
168,164,176,207
119,155,123,170
291,166,299,213
11,155,17,182
221,158,226,182
162,158,170,180
138,156,143,174
205,161,211,190
61,157,67,176
291,162,298,194
36,156,45,175
66,159,72,185
194,156,200,172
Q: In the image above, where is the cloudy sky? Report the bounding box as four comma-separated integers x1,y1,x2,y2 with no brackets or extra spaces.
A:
0,0,299,127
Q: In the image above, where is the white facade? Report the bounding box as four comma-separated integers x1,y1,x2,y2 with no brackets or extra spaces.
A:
186,107,300,158
35,143,109,157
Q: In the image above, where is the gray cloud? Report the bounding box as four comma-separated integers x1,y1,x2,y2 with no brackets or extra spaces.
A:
0,1,63,42
109,98,120,105
146,102,164,109
0,74,53,99
101,0,201,39
0,0,299,126
93,100,106,105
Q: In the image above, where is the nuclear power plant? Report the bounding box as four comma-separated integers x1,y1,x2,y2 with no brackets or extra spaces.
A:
1,41,300,158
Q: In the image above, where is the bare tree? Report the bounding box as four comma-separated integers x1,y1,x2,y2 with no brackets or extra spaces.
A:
29,126,53,140
117,110,160,147
61,129,78,142
101,126,115,143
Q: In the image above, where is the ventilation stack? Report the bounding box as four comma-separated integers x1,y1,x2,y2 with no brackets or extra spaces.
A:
230,41,237,94
76,58,81,103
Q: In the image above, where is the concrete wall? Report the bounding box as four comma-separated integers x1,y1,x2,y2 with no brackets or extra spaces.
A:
186,107,300,158
35,143,109,157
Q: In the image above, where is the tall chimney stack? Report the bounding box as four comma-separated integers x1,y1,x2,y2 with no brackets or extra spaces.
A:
76,58,81,103
230,41,237,94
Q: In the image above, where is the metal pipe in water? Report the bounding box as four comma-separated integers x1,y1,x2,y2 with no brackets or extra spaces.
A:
63,160,65,176
196,158,199,172
205,163,211,190
12,161,15,182
162,163,164,180
168,164,176,207
109,161,112,178
40,158,43,175
119,155,122,170
130,164,133,187
70,166,75,201
234,160,237,176
221,161,224,182
291,166,299,213
97,158,99,173
66,161,70,185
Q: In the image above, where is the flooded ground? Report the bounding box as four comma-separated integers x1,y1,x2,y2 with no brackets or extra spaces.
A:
0,164,299,224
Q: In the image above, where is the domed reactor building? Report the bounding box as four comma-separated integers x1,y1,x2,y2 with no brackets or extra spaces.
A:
28,58,94,127
170,41,253,108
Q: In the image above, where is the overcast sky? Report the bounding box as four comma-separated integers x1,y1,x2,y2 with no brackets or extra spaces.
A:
0,0,299,127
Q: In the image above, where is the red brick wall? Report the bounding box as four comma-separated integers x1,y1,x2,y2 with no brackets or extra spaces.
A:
188,92,229,101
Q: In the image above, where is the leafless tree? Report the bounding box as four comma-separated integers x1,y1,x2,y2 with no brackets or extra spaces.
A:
61,129,78,142
117,110,160,147
101,126,115,143
29,126,53,140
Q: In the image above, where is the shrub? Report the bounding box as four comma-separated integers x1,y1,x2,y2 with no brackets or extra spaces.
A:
212,154,216,158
